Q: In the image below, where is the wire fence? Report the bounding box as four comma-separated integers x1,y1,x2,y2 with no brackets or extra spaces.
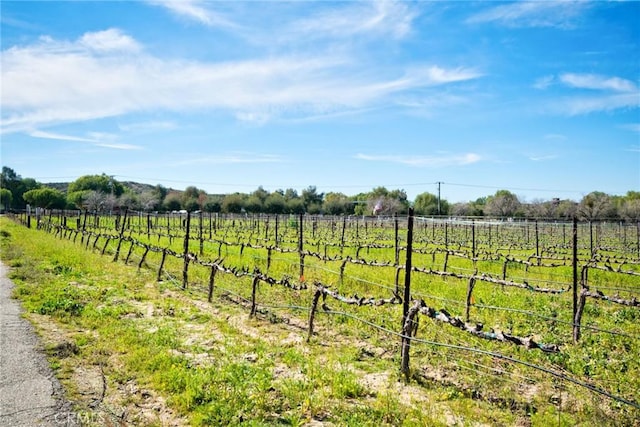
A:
9,209,640,416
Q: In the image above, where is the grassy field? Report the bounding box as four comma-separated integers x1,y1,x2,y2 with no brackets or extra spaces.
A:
1,215,638,426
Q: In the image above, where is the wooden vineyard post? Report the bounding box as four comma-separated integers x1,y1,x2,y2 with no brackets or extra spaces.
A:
157,249,167,282
394,267,402,297
394,214,400,266
444,221,448,250
574,289,587,343
340,216,346,255
307,287,323,342
138,246,150,270
182,211,191,290
471,219,476,267
298,213,304,280
572,217,579,343
465,276,476,322
199,211,204,256
250,275,260,317
124,241,135,264
207,266,217,302
113,209,128,262
400,300,421,382
535,220,540,265
589,221,594,259
402,208,415,322
274,215,279,247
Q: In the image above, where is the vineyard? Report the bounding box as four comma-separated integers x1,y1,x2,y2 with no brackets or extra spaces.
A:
6,210,640,425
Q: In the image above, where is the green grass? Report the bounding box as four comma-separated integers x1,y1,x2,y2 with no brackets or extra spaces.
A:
1,215,638,426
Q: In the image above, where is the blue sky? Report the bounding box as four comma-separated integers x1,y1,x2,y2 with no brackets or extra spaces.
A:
1,0,639,203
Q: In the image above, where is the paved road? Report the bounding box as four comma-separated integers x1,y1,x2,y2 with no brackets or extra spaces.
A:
0,262,78,427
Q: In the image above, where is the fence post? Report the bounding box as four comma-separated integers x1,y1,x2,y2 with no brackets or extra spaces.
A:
471,219,476,265
157,249,167,282
572,217,579,342
340,216,346,255
402,208,415,322
589,221,594,259
113,209,128,262
298,213,304,279
535,219,540,265
182,211,191,289
250,275,260,317
394,214,400,265
199,211,204,256
207,266,217,302
307,287,323,342
400,299,421,382
465,276,476,322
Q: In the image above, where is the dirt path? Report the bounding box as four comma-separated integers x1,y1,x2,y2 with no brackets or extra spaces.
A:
0,262,78,427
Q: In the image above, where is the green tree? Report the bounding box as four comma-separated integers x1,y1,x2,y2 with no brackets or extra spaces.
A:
244,195,263,213
485,190,521,217
68,174,124,196
366,187,408,215
287,198,305,214
264,192,286,214
414,192,449,216
163,192,182,211
252,186,269,204
222,193,245,213
204,195,223,213
284,188,299,201
152,185,168,207
0,167,40,209
302,186,324,212
323,192,351,215
0,188,13,211
67,190,91,210
22,188,66,209
578,192,615,220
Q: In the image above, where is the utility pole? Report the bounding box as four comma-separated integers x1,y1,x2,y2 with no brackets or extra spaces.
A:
436,182,443,215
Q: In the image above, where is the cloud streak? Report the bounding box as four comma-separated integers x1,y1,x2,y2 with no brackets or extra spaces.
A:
355,152,482,167
290,0,416,40
540,72,640,115
466,1,588,29
28,129,142,150
146,0,238,29
1,29,480,133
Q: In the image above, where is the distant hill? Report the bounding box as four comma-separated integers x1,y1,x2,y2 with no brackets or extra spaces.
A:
44,181,167,195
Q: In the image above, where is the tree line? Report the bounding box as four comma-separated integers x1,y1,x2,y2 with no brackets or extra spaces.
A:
1,166,638,221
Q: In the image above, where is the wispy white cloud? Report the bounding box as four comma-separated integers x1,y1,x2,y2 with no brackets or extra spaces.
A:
79,28,141,53
560,73,637,92
355,152,482,167
534,75,554,90
291,0,416,40
544,133,567,141
1,29,479,133
146,0,238,29
466,1,588,29
29,130,98,143
541,73,640,115
118,121,177,132
28,129,141,150
561,93,638,115
406,66,482,85
528,154,558,161
94,143,143,151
